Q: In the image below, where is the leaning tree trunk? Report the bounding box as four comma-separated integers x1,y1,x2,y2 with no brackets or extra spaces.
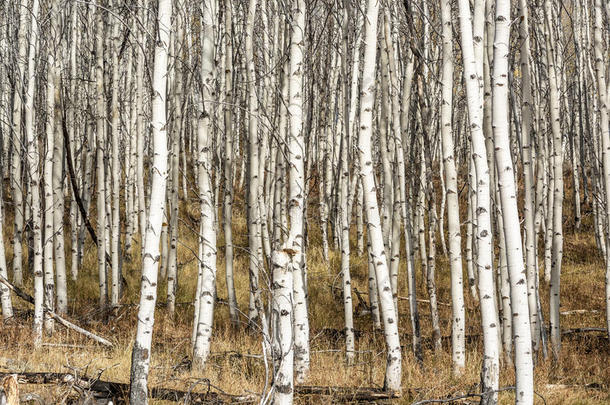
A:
129,0,171,402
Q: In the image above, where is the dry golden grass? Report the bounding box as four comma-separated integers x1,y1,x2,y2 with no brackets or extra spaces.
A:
1,193,609,404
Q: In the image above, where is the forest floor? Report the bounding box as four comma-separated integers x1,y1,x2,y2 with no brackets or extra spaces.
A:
1,195,609,404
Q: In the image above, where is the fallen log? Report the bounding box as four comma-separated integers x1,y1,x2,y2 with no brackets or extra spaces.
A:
0,372,253,404
0,372,399,404
0,275,113,347
561,327,607,335
295,385,400,401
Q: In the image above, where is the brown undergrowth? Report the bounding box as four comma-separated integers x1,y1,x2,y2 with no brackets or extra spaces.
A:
1,188,609,404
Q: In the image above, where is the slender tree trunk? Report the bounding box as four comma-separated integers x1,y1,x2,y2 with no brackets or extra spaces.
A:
492,0,534,400
358,0,401,391
440,0,465,374
129,0,172,401
593,0,610,341
95,2,108,310
223,0,238,329
456,0,500,401
192,0,218,369
110,5,122,307
43,26,57,334
25,0,43,347
11,0,30,288
518,0,541,353
544,0,565,359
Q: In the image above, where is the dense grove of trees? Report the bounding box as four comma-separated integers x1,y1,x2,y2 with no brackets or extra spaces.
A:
0,0,609,404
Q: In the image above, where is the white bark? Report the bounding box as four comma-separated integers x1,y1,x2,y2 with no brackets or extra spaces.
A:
593,0,610,342
11,0,30,288
0,182,13,319
192,0,218,369
492,0,534,401
24,0,43,347
288,0,310,383
110,5,122,307
358,0,401,392
223,0,238,329
43,28,57,334
456,0,499,400
95,2,108,310
129,0,172,401
544,0,565,359
440,0,465,374
518,0,540,353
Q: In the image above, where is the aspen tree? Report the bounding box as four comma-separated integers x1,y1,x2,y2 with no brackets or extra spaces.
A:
593,0,610,340
339,4,355,365
0,184,13,319
129,0,172,401
245,0,271,352
110,0,122,307
492,0,534,400
95,1,108,310
43,6,59,333
136,0,147,250
223,0,239,329
167,4,184,319
25,0,43,347
358,0,401,392
518,0,540,352
192,0,218,369
456,0,500,400
544,0,565,359
440,0,465,374
11,0,30,288
287,0,310,383
52,59,67,316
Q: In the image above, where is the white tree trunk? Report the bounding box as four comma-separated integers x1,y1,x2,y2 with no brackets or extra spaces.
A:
43,34,57,334
110,6,122,307
287,0,310,383
593,0,610,342
440,0,465,375
358,0,401,391
95,2,108,310
24,0,43,347
456,0,500,400
223,0,239,329
129,0,171,401
192,0,218,369
0,182,13,319
11,0,30,288
544,0,565,359
492,0,534,401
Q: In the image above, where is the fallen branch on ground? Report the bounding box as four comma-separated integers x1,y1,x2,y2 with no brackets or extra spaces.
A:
0,371,400,403
0,275,113,347
0,372,253,404
561,327,607,335
560,309,600,315
412,386,547,405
